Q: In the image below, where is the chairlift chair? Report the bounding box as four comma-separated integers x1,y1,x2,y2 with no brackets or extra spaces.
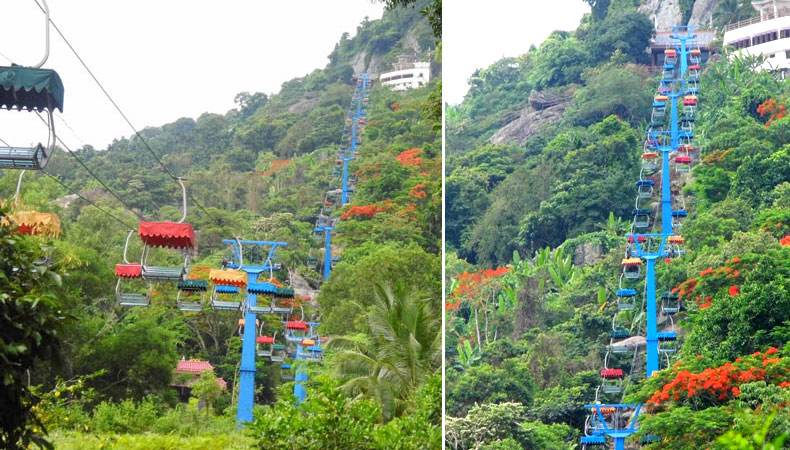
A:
675,154,692,173
176,279,207,312
661,292,680,315
616,288,637,311
5,171,61,238
641,151,659,174
139,179,195,282
658,331,678,354
633,208,651,229
636,179,655,199
621,258,642,279
600,368,624,394
0,1,62,170
114,230,150,307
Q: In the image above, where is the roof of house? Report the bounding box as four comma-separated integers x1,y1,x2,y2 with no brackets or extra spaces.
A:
175,359,214,374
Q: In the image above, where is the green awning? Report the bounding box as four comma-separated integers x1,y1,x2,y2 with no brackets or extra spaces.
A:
0,65,64,112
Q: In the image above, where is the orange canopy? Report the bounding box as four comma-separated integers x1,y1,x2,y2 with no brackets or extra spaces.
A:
209,269,247,287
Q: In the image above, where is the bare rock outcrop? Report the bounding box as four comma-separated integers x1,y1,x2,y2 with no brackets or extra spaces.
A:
689,0,717,28
639,0,683,31
490,88,574,146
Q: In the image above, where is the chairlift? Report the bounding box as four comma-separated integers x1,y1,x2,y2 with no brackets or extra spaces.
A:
0,1,62,170
115,230,150,307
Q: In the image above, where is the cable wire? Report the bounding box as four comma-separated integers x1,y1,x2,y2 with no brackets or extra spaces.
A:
33,0,223,226
40,170,136,230
35,112,149,220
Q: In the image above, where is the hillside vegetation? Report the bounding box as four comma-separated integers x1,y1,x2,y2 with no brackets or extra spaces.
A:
445,1,789,449
0,1,441,449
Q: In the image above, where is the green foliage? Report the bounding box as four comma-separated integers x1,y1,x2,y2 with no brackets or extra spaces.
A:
446,402,574,450
566,63,652,126
329,283,440,420
0,207,63,450
447,361,536,416
318,244,440,334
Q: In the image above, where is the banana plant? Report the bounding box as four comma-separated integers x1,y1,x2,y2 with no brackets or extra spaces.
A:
454,340,481,371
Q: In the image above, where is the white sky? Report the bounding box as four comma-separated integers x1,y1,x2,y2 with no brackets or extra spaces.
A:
1,0,383,149
444,0,590,105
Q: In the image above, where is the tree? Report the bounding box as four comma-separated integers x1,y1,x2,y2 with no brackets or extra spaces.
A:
190,371,222,415
581,10,653,64
329,283,440,420
0,208,63,449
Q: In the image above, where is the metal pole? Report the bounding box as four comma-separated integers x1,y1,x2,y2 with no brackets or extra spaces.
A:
645,257,658,376
323,228,332,280
614,437,626,450
341,157,350,206
661,145,673,235
294,369,308,404
236,270,258,425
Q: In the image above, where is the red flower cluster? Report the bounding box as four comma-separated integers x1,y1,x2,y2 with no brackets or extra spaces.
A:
649,348,787,406
340,203,390,220
781,235,790,247
409,183,428,199
452,267,510,300
396,148,423,167
757,98,787,126
672,257,745,309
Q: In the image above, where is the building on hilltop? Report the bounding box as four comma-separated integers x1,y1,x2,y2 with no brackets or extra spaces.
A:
723,0,790,76
379,55,431,91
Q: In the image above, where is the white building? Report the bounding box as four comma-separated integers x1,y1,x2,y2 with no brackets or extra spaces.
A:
723,0,790,75
379,60,431,91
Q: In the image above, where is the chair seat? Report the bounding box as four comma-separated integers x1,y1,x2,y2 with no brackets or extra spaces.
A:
118,293,150,307
211,300,240,311
249,305,273,314
0,145,48,170
177,301,202,312
142,266,184,281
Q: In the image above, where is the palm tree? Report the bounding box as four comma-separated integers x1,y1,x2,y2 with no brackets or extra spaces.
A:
328,283,440,420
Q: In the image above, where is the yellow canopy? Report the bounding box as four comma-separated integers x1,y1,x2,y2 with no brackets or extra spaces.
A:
621,258,643,267
302,339,316,346
5,211,61,238
209,269,247,287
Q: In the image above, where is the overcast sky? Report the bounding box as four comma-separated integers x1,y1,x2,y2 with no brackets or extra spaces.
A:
444,1,589,105
1,0,383,149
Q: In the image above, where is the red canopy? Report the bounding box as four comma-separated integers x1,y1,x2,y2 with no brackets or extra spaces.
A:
285,320,308,330
139,221,195,249
676,155,692,164
115,263,143,278
256,336,275,344
601,368,624,379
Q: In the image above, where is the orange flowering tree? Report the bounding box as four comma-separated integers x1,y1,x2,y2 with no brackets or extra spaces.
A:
756,98,787,126
396,148,423,167
447,266,510,350
681,248,790,362
646,347,789,409
339,201,392,220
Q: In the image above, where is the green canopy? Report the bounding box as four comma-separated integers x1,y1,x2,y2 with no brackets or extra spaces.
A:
0,65,64,112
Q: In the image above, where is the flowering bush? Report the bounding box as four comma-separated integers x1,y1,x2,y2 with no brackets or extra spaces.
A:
340,202,391,220
396,148,423,167
671,256,744,309
648,348,789,407
451,267,510,301
409,183,427,199
757,98,787,126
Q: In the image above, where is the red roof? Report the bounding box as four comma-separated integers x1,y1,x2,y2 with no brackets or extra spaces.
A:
256,336,275,344
139,221,195,249
175,359,214,374
285,320,308,330
115,263,143,278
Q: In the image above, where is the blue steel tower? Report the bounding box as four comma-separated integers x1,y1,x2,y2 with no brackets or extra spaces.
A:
580,25,702,450
222,239,287,425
